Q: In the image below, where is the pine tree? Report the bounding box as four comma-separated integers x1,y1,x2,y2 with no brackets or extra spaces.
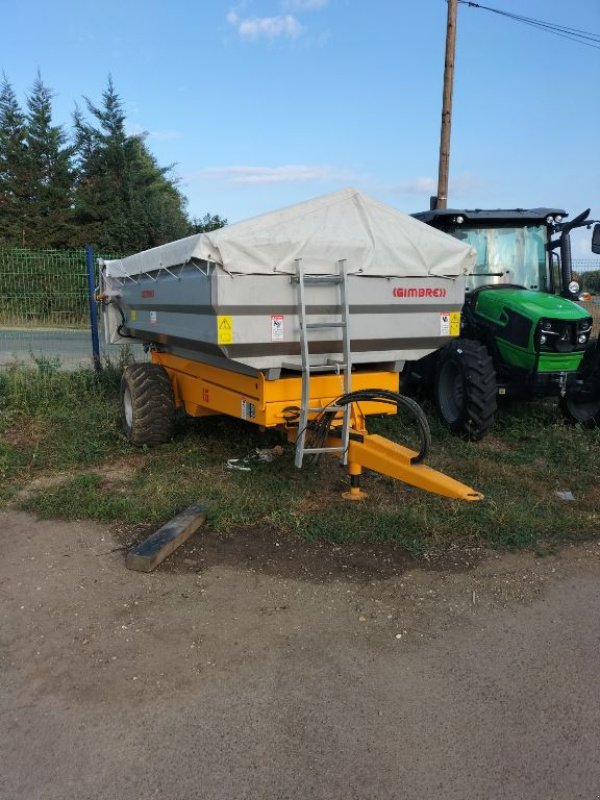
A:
0,75,29,245
189,213,227,234
25,72,75,247
72,77,190,252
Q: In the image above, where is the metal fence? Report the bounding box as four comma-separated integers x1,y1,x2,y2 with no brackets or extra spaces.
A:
0,248,599,371
576,260,600,335
0,246,146,370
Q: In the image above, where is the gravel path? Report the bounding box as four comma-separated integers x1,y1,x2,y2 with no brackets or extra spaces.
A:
1,510,599,800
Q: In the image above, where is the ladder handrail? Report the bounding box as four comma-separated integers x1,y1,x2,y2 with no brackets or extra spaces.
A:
294,258,352,468
295,258,311,467
338,259,352,464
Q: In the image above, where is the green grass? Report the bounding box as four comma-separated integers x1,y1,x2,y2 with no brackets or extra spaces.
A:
1,363,599,554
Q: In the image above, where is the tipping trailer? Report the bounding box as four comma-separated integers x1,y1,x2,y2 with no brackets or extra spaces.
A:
100,188,483,501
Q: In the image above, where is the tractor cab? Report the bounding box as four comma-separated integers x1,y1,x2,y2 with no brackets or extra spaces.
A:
413,207,577,297
409,207,600,438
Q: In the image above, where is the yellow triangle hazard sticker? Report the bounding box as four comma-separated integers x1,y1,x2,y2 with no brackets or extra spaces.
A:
449,311,461,337
217,315,233,344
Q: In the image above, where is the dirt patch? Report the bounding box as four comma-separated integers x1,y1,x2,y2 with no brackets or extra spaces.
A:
93,453,148,489
15,472,73,500
112,520,483,584
106,519,596,649
3,417,44,449
15,454,148,500
479,434,515,453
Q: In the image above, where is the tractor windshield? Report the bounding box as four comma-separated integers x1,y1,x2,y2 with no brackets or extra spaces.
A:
450,225,549,292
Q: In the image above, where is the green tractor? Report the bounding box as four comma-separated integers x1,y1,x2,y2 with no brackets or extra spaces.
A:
408,206,600,440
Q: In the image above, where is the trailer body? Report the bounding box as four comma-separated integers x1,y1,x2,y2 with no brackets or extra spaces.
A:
101,189,475,376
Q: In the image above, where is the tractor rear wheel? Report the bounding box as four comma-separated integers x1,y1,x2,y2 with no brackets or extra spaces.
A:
120,363,175,446
435,339,497,441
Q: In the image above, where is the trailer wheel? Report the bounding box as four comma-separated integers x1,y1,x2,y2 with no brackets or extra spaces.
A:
435,339,497,441
120,363,175,446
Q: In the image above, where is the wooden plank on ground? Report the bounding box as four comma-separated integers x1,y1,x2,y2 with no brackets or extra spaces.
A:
125,502,206,573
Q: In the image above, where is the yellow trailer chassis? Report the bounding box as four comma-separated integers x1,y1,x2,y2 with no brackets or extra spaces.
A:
151,352,482,503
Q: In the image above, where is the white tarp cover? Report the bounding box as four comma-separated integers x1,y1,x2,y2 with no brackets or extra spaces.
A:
104,188,476,279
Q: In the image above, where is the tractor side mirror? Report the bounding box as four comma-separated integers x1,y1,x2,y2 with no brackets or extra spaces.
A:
592,223,600,255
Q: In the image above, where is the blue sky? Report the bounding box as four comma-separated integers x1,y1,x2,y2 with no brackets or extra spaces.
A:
2,0,599,258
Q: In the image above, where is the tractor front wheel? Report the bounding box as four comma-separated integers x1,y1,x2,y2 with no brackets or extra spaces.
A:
561,342,600,428
560,383,600,428
120,363,175,446
435,339,497,441
560,394,600,427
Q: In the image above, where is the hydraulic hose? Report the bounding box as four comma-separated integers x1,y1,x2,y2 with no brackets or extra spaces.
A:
332,389,431,464
285,390,433,465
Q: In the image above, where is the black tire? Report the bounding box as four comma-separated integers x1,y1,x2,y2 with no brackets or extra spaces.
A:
560,378,600,428
560,394,600,427
560,341,600,428
434,338,497,441
120,363,175,446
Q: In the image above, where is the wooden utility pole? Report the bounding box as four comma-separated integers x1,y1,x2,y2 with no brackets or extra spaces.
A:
435,0,458,210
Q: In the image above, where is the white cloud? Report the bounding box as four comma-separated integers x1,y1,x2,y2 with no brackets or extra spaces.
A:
187,164,356,185
394,176,437,195
283,0,329,10
393,173,486,196
227,10,304,40
126,123,182,141
148,129,182,142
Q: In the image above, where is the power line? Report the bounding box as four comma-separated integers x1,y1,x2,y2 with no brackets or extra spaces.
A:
457,1,600,50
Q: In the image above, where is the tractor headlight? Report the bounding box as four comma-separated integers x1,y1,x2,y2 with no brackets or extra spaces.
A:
540,334,547,345
568,280,580,295
578,334,587,344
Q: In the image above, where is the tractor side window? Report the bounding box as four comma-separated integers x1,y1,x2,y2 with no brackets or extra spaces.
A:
522,225,548,290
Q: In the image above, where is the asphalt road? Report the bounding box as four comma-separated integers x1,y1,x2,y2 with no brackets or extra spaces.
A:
0,327,144,368
1,511,599,800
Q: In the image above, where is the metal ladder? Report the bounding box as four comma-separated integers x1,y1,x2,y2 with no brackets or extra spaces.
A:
293,258,352,468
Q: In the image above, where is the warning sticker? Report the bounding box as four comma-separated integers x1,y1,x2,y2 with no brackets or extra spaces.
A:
440,311,461,336
217,315,233,345
130,310,138,322
149,310,157,325
449,311,461,337
271,314,284,341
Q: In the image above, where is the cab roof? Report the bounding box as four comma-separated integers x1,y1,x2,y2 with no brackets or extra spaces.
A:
413,208,568,225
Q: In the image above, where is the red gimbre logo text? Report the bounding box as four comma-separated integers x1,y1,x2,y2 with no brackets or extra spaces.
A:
393,287,447,298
